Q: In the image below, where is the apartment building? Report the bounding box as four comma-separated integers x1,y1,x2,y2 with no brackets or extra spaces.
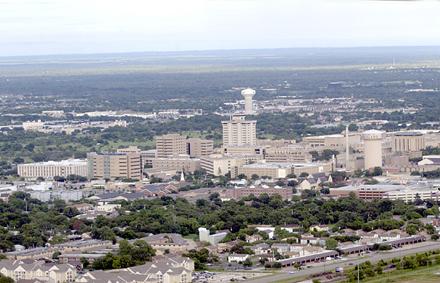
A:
77,255,194,283
221,115,257,147
87,151,142,180
0,260,77,282
17,159,88,179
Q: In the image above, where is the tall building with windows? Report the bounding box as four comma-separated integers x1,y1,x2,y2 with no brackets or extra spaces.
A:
155,134,187,158
221,115,257,147
87,151,142,180
187,138,214,157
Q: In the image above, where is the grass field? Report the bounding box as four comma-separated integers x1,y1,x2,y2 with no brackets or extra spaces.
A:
363,265,440,283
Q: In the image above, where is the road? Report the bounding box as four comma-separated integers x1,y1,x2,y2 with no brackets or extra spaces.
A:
244,241,440,283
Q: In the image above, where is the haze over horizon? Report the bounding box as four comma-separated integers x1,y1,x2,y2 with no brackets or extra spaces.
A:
1,0,440,56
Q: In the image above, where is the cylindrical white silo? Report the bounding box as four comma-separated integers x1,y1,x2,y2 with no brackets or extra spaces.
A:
363,129,384,169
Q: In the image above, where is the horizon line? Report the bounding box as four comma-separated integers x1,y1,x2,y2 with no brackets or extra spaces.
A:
1,44,440,59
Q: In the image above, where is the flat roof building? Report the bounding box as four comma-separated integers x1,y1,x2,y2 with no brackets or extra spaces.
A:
187,138,214,158
222,115,257,147
17,159,88,179
152,156,201,173
392,132,425,153
155,134,187,158
87,151,142,180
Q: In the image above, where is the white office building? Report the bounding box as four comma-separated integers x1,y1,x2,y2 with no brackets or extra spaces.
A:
18,159,88,179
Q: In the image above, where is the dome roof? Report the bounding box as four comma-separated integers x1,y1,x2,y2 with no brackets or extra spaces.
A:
241,88,256,96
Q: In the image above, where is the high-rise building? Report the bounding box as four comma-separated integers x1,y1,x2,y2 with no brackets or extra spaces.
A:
155,134,187,158
186,138,214,158
87,151,142,180
241,88,256,115
392,132,425,153
221,115,257,147
363,130,384,169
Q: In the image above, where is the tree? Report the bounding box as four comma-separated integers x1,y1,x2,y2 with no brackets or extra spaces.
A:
406,224,419,235
52,251,61,260
251,174,259,180
80,257,90,269
0,275,14,283
401,256,417,269
325,238,338,250
243,257,253,267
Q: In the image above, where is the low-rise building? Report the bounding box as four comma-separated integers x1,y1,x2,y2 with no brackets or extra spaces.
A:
227,254,250,263
220,186,293,201
77,255,194,283
238,161,331,179
152,157,201,173
0,260,77,282
17,159,88,179
198,228,228,245
143,233,191,254
200,155,247,176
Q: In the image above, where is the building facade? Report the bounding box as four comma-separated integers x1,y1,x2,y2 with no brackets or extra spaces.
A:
187,138,214,157
152,157,201,173
392,132,425,153
222,116,257,147
87,152,142,180
17,159,88,179
265,146,311,163
155,134,187,158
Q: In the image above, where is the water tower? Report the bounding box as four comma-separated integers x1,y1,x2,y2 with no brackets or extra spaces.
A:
241,88,256,115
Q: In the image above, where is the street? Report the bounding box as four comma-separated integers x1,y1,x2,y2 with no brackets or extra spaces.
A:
244,241,440,283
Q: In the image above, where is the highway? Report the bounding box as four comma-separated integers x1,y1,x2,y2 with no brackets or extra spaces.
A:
244,241,440,283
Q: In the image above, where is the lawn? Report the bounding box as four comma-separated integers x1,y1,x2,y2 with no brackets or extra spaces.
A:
363,265,440,283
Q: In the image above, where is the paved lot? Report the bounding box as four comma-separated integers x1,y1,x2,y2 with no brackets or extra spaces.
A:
244,241,440,283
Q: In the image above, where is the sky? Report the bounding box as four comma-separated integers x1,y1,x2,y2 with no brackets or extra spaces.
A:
1,0,440,56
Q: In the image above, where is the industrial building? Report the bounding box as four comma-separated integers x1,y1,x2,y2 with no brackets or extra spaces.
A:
392,132,425,153
363,130,384,169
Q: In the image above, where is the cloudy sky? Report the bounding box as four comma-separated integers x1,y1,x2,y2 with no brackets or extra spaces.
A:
1,0,440,56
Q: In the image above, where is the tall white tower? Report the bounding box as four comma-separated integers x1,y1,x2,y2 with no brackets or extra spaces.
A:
241,88,256,115
362,130,384,169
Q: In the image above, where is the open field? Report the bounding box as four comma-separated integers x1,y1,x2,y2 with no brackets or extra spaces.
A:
363,264,440,283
